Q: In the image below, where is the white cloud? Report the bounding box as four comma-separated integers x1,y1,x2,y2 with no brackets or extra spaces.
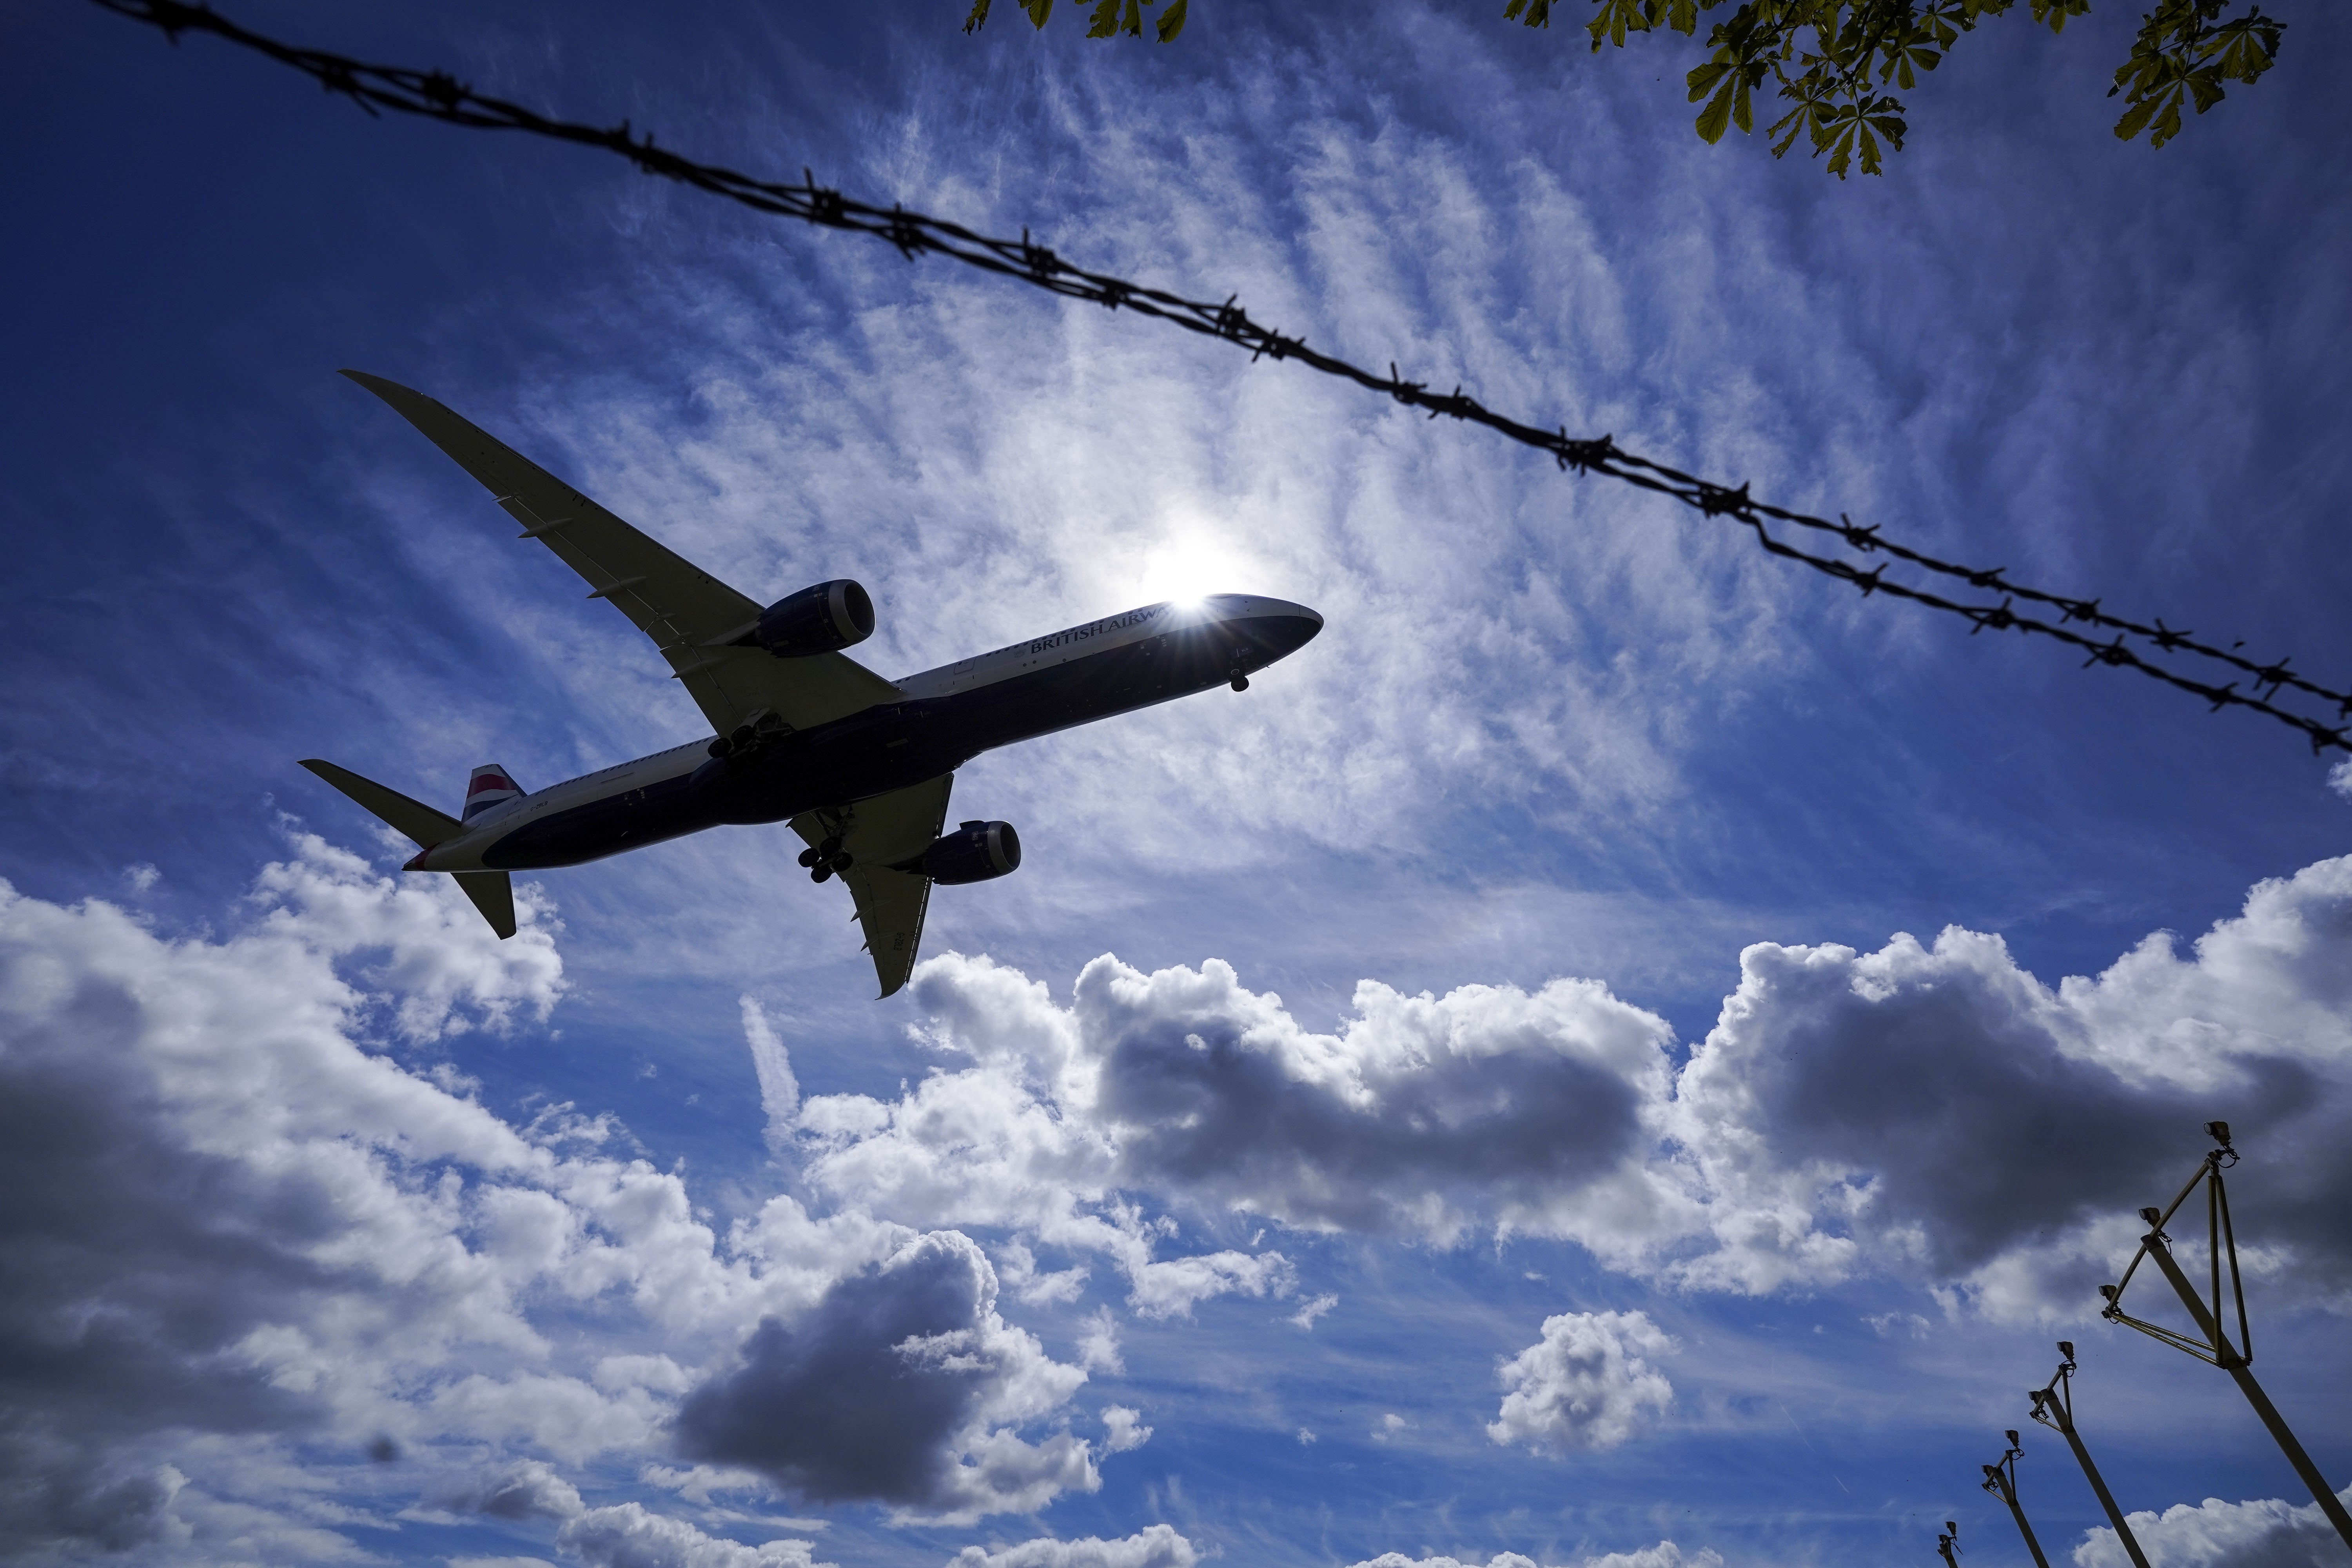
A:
2072,1488,2352,1568
1290,1292,1339,1330
785,952,1684,1310
1487,1311,1675,1454
1100,1407,1152,1454
557,1503,828,1568
673,1232,1097,1524
771,853,2352,1331
0,842,1106,1554
1664,856,2352,1314
949,1524,1198,1568
1343,1546,1721,1568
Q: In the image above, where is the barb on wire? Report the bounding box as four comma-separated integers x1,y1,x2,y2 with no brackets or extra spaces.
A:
90,0,2352,759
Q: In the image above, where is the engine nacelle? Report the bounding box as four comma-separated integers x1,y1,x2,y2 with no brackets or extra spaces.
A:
740,579,875,657
921,820,1021,885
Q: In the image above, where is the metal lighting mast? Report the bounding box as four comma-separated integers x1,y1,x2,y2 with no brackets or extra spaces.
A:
2029,1343,2152,1568
1982,1429,2052,1568
2100,1122,2352,1553
1936,1520,1961,1568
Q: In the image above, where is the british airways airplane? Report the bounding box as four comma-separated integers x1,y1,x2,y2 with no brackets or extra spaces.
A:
304,373,1322,996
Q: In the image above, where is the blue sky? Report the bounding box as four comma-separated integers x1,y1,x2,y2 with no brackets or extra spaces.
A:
5,2,2352,1566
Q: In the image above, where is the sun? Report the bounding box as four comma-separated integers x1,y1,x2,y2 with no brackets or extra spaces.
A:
1135,529,1254,605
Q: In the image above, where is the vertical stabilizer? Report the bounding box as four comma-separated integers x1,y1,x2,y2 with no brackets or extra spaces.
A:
464,763,524,820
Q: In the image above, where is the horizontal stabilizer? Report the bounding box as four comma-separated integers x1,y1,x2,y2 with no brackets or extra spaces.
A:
453,871,517,940
298,760,517,941
299,759,460,847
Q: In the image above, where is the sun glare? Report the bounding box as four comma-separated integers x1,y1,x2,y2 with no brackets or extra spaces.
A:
1136,531,1252,605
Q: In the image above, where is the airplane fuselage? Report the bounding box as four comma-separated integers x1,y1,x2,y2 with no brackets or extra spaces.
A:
408,593,1320,872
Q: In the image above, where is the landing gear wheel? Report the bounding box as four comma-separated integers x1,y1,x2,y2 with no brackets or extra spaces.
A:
708,737,733,760
811,864,833,884
797,845,823,868
828,851,854,873
1229,672,1250,692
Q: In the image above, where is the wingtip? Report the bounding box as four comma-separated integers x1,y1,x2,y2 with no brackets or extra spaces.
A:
339,368,414,400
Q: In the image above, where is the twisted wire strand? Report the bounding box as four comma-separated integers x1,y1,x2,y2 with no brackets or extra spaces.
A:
91,0,2352,757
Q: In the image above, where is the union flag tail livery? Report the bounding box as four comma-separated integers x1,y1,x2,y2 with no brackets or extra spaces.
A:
465,765,524,820
302,372,1322,996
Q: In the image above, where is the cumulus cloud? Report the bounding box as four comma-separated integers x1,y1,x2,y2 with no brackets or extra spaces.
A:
784,953,1686,1308
947,1524,1198,1568
1487,1311,1675,1453
450,1460,830,1568
556,1503,828,1568
1343,1545,1721,1568
674,1232,1095,1522
2073,1488,2352,1568
0,842,1103,1555
780,855,2352,1328
858,857,2352,1322
1666,857,2352,1314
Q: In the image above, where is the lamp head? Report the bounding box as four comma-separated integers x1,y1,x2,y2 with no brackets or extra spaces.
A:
2139,1206,2164,1227
2006,1429,2020,1447
2206,1120,2231,1146
2057,1340,2074,1361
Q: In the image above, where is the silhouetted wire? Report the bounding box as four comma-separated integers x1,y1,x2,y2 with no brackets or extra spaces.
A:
92,0,2352,757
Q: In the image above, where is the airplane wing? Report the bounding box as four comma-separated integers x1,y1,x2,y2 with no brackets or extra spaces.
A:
343,370,901,735
792,773,955,998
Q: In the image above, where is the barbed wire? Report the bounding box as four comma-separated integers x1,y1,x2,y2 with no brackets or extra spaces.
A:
92,0,2352,757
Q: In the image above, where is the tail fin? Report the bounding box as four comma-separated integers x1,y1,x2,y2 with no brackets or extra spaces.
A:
298,760,517,940
465,763,525,820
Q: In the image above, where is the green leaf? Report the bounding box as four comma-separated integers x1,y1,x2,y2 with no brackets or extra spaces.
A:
2112,91,2162,141
1156,0,1189,42
1686,58,1731,102
1693,74,1738,142
1022,0,1054,26
1085,0,1122,38
963,0,993,33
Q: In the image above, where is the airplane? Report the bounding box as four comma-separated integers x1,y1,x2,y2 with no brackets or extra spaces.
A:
302,372,1323,996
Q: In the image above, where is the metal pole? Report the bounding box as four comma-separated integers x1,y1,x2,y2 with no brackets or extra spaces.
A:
2032,1350,2152,1568
2139,1230,2352,1552
1937,1521,1961,1568
1984,1432,2053,1568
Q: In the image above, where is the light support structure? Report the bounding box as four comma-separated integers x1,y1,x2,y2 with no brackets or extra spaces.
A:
2030,1343,2153,1568
1983,1429,2053,1568
1936,1520,1961,1568
2100,1122,2352,1553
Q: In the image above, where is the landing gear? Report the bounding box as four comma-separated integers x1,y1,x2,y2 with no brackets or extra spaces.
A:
803,837,851,882
1229,667,1250,692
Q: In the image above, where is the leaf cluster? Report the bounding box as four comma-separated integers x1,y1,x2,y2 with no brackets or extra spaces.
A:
2106,0,2284,148
1503,0,2285,174
964,0,1191,44
962,0,2292,176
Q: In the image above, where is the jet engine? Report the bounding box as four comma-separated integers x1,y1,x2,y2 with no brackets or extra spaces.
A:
919,820,1022,885
739,579,875,657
